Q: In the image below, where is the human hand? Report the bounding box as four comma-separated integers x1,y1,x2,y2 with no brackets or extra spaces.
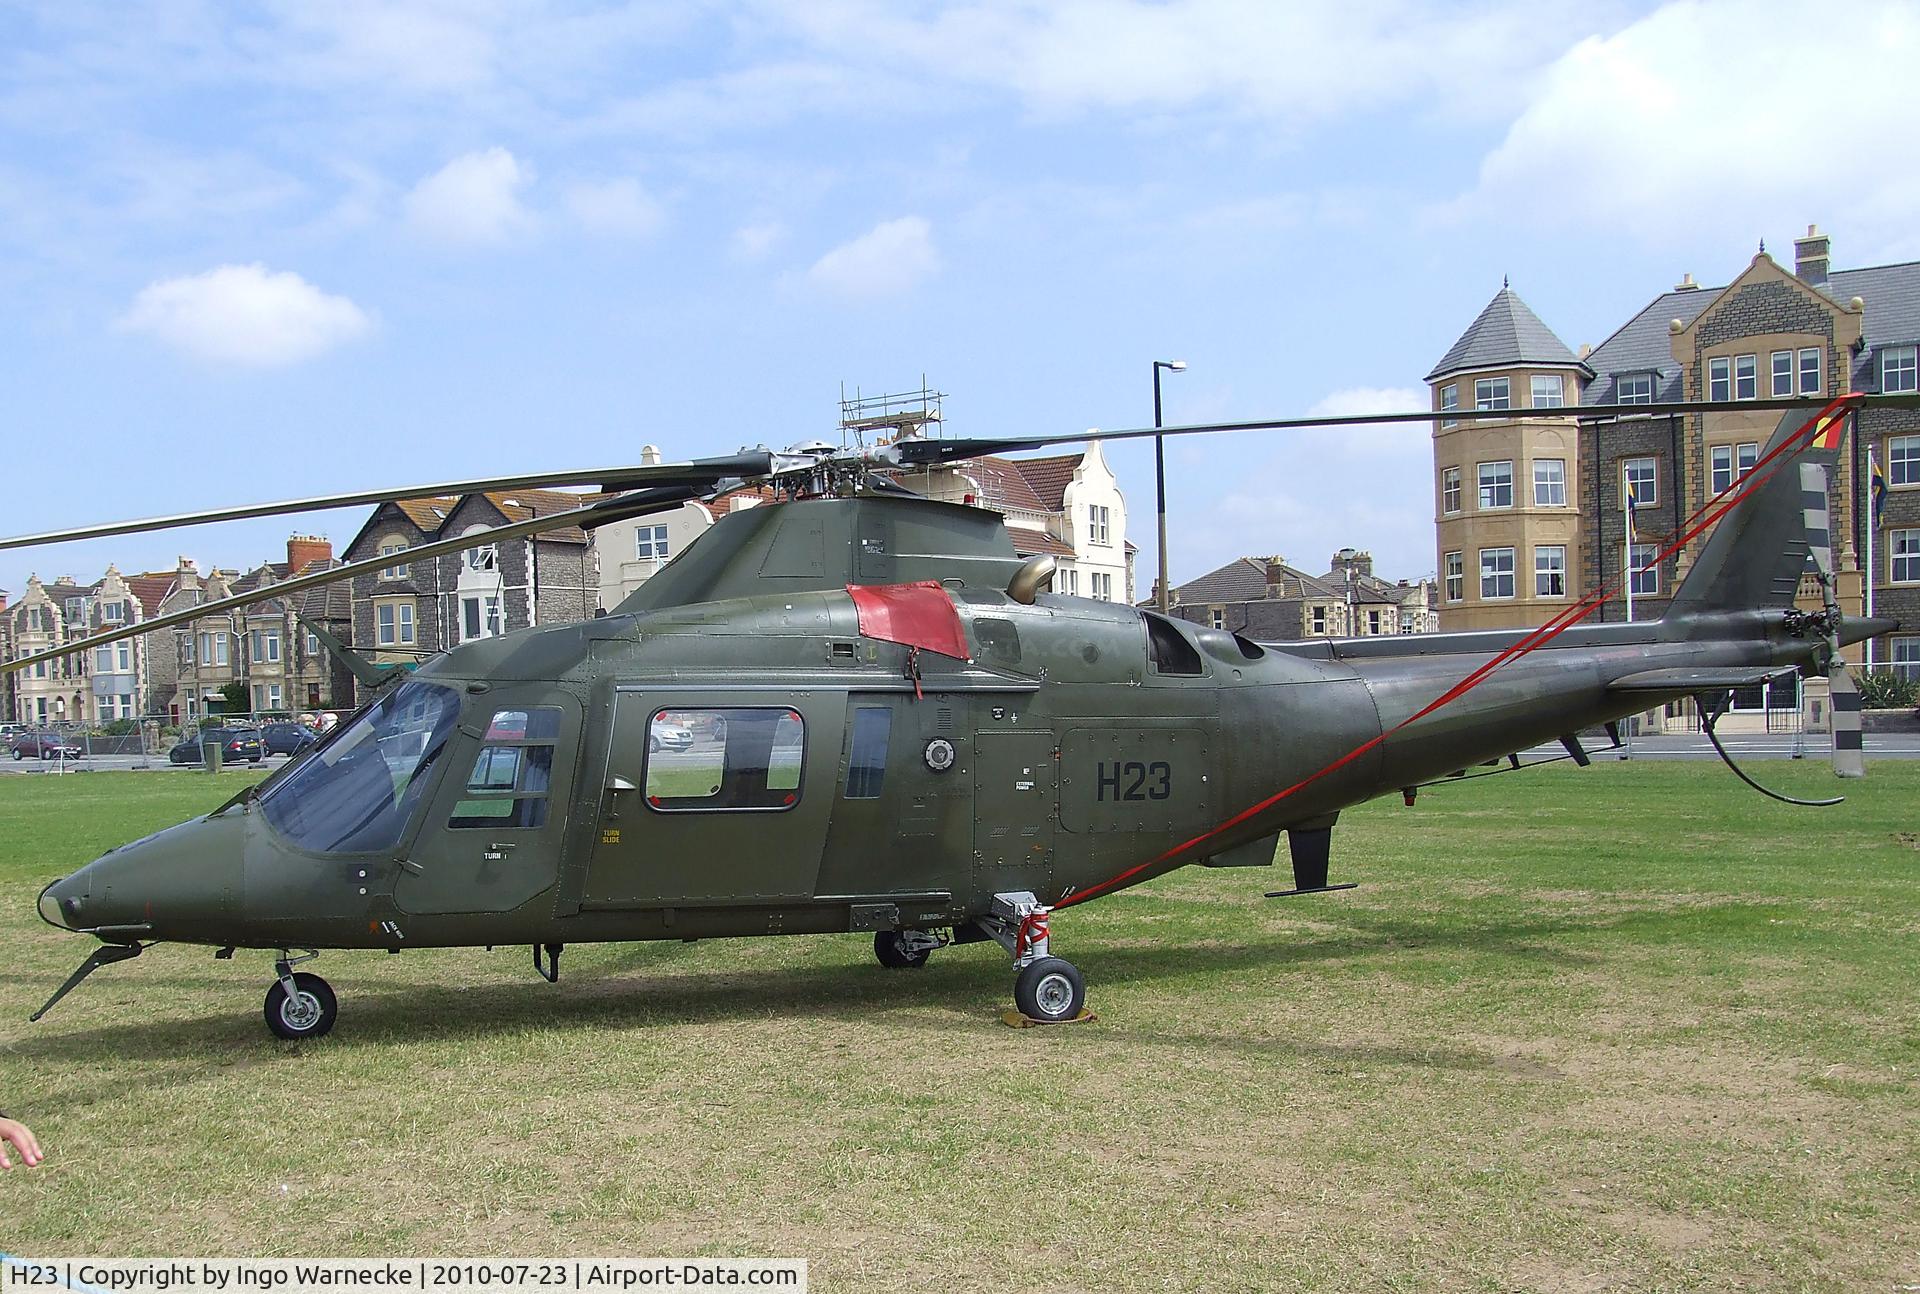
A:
0,1117,43,1169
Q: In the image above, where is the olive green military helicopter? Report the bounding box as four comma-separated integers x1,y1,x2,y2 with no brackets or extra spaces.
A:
6,392,1906,1037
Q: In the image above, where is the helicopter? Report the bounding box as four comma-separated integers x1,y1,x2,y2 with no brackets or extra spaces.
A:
6,392,1906,1037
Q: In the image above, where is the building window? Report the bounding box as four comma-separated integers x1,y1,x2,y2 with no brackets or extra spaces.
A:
304,630,320,657
1477,460,1513,510
1710,442,1759,495
1441,467,1461,514
461,594,502,641
1209,609,1224,630
379,543,409,579
1798,347,1822,395
198,631,229,666
1709,356,1731,401
1439,384,1458,429
1530,374,1564,408
635,525,670,562
1473,377,1510,411
1064,568,1079,595
1479,548,1515,599
1892,529,1920,584
1367,609,1382,634
1533,459,1566,507
1623,457,1657,506
1534,546,1566,597
1882,346,1917,394
377,602,417,646
1089,505,1111,545
251,629,281,663
1734,353,1757,400
1617,372,1654,404
1310,605,1327,634
102,601,126,625
465,544,498,572
1891,636,1920,683
1630,543,1660,596
1090,571,1112,601
1890,435,1920,487
1771,350,1793,397
1444,552,1463,602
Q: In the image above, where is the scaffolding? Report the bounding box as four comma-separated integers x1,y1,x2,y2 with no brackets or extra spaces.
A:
838,378,945,448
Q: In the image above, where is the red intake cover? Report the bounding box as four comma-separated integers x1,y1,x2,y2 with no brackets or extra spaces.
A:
846,582,970,660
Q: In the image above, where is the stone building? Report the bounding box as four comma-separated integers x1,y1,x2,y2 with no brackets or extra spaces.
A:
1429,225,1920,686
1427,285,1590,631
342,490,595,701
1161,551,1432,640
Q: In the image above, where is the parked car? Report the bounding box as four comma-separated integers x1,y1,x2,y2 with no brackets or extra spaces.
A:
649,720,695,753
10,732,85,761
167,727,265,765
261,721,319,757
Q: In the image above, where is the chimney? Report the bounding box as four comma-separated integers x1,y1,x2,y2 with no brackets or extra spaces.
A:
1673,272,1700,292
286,535,333,573
1264,558,1287,597
1794,224,1830,287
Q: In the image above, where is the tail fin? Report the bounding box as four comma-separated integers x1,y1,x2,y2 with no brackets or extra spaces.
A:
1667,406,1848,614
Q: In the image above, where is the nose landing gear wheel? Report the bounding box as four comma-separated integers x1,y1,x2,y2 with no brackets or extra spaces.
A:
1014,957,1085,1023
264,971,337,1040
874,929,931,969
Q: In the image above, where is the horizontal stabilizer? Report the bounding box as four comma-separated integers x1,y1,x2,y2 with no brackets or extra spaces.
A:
1609,666,1797,693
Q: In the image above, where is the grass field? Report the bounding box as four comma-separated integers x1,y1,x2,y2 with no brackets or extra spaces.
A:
0,765,1916,1292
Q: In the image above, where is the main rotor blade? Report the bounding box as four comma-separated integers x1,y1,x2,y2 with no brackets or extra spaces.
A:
894,393,1920,465
0,486,702,677
0,452,774,553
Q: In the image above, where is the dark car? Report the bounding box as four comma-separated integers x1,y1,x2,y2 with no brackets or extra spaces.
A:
168,727,265,765
261,721,319,757
10,732,85,761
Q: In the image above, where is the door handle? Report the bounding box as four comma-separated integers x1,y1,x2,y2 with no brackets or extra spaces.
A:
606,775,637,820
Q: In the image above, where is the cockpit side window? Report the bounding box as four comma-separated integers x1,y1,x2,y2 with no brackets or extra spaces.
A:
449,707,562,829
259,680,460,853
1143,612,1205,676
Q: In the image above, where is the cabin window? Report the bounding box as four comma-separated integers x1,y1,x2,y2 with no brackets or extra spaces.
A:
645,707,804,812
1143,613,1204,675
450,707,562,829
844,707,892,799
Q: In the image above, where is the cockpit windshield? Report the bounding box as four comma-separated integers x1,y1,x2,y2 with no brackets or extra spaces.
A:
259,680,460,854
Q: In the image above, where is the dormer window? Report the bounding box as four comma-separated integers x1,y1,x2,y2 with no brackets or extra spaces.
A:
1883,346,1917,394
1617,373,1654,404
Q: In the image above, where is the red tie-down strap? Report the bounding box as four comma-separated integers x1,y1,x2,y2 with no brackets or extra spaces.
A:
846,582,971,661
1055,394,1860,910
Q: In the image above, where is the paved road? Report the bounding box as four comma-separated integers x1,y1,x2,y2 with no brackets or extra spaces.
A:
1521,731,1920,761
0,753,293,774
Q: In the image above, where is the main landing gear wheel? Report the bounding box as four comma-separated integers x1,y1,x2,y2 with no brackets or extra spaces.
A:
1014,957,1085,1024
264,971,337,1040
874,929,932,969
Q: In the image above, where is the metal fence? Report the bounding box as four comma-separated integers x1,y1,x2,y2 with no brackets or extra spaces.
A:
1,710,355,773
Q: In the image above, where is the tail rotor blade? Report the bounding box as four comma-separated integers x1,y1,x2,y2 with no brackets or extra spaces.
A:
1830,663,1865,779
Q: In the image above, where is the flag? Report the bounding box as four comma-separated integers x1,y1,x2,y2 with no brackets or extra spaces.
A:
1870,446,1888,527
1625,487,1638,543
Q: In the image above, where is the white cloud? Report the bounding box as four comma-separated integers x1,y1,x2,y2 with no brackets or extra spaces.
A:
731,221,786,261
806,216,939,299
116,263,371,366
1455,0,1920,252
404,147,533,245
563,177,664,238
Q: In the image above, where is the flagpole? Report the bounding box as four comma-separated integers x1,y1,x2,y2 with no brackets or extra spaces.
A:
1865,444,1878,671
1624,488,1636,624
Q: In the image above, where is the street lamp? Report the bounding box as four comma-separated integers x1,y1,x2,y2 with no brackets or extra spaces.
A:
1152,360,1187,612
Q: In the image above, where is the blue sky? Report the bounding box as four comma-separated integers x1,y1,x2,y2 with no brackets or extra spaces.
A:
4,0,1917,602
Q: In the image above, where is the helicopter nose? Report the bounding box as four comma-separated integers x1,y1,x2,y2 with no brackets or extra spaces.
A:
37,875,85,931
